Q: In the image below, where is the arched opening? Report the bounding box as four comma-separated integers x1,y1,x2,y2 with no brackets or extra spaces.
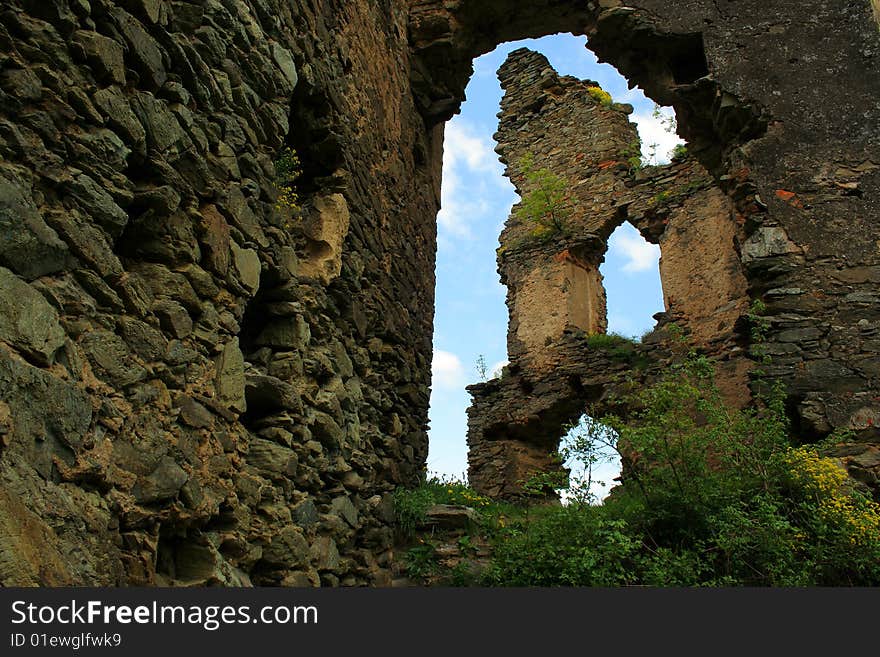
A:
551,220,664,503
429,33,684,487
559,414,621,504
601,221,664,340
457,21,761,501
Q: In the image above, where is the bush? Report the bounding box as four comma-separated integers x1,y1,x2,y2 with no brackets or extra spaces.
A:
394,474,493,537
587,85,613,107
393,484,435,537
481,355,880,586
273,146,301,213
514,153,571,239
621,139,643,173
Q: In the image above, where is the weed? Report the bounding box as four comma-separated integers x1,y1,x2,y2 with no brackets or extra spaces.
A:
273,146,301,217
515,153,571,238
587,85,613,107
404,543,438,582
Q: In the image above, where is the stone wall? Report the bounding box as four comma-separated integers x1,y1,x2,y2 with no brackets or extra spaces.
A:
0,0,438,586
0,0,878,584
466,49,752,499
415,1,880,455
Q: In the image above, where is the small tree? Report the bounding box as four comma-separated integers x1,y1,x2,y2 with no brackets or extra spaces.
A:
515,153,571,239
475,354,489,382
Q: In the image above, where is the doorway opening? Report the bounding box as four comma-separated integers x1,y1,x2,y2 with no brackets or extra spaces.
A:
428,33,679,485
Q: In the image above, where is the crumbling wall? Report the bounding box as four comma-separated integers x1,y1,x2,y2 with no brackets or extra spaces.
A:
0,0,878,584
466,49,752,499
492,50,634,368
0,0,438,586
416,3,880,463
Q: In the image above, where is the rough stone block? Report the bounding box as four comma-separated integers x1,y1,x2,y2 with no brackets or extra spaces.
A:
0,267,66,365
0,175,71,280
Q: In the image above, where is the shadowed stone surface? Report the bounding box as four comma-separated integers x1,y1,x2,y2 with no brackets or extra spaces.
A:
0,0,877,584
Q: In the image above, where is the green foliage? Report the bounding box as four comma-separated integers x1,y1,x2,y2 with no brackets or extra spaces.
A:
404,543,439,582
587,85,613,107
552,415,620,505
520,466,569,500
394,474,493,537
583,332,645,365
651,190,672,206
621,139,643,174
670,143,688,160
475,354,488,382
397,370,880,586
653,103,677,135
428,475,493,508
583,332,633,349
393,483,434,537
481,355,880,586
747,297,772,381
514,153,571,239
273,146,301,214
394,475,520,585
446,560,480,586
483,508,641,586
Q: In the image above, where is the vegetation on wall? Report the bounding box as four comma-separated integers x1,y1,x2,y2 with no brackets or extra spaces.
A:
514,153,571,239
396,355,880,586
273,146,302,214
587,85,613,107
622,138,643,174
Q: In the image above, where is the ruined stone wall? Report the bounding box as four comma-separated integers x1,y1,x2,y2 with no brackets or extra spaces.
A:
0,0,439,586
413,0,880,453
467,49,753,499
493,50,625,369
0,0,878,584
406,0,880,500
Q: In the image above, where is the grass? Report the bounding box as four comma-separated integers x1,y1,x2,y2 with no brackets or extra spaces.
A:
582,332,650,367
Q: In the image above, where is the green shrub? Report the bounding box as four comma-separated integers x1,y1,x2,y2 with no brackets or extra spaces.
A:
483,508,640,586
394,474,494,537
583,332,643,364
621,139,643,174
481,355,880,586
273,146,301,214
404,543,438,582
393,484,434,537
514,153,571,239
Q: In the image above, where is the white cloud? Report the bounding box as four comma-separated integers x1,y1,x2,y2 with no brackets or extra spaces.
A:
437,120,505,240
444,120,499,172
609,227,660,273
490,359,508,379
631,105,684,165
432,349,466,389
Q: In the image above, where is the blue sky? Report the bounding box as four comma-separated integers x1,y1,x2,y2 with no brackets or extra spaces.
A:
427,34,682,493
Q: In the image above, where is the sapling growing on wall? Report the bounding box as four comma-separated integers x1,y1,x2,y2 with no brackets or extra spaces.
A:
514,153,571,239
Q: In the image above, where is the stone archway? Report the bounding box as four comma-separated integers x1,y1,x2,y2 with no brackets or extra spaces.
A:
409,1,880,497
463,48,753,498
0,0,876,585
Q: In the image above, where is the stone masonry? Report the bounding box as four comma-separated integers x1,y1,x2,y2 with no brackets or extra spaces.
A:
0,0,437,587
466,49,752,499
0,0,878,584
